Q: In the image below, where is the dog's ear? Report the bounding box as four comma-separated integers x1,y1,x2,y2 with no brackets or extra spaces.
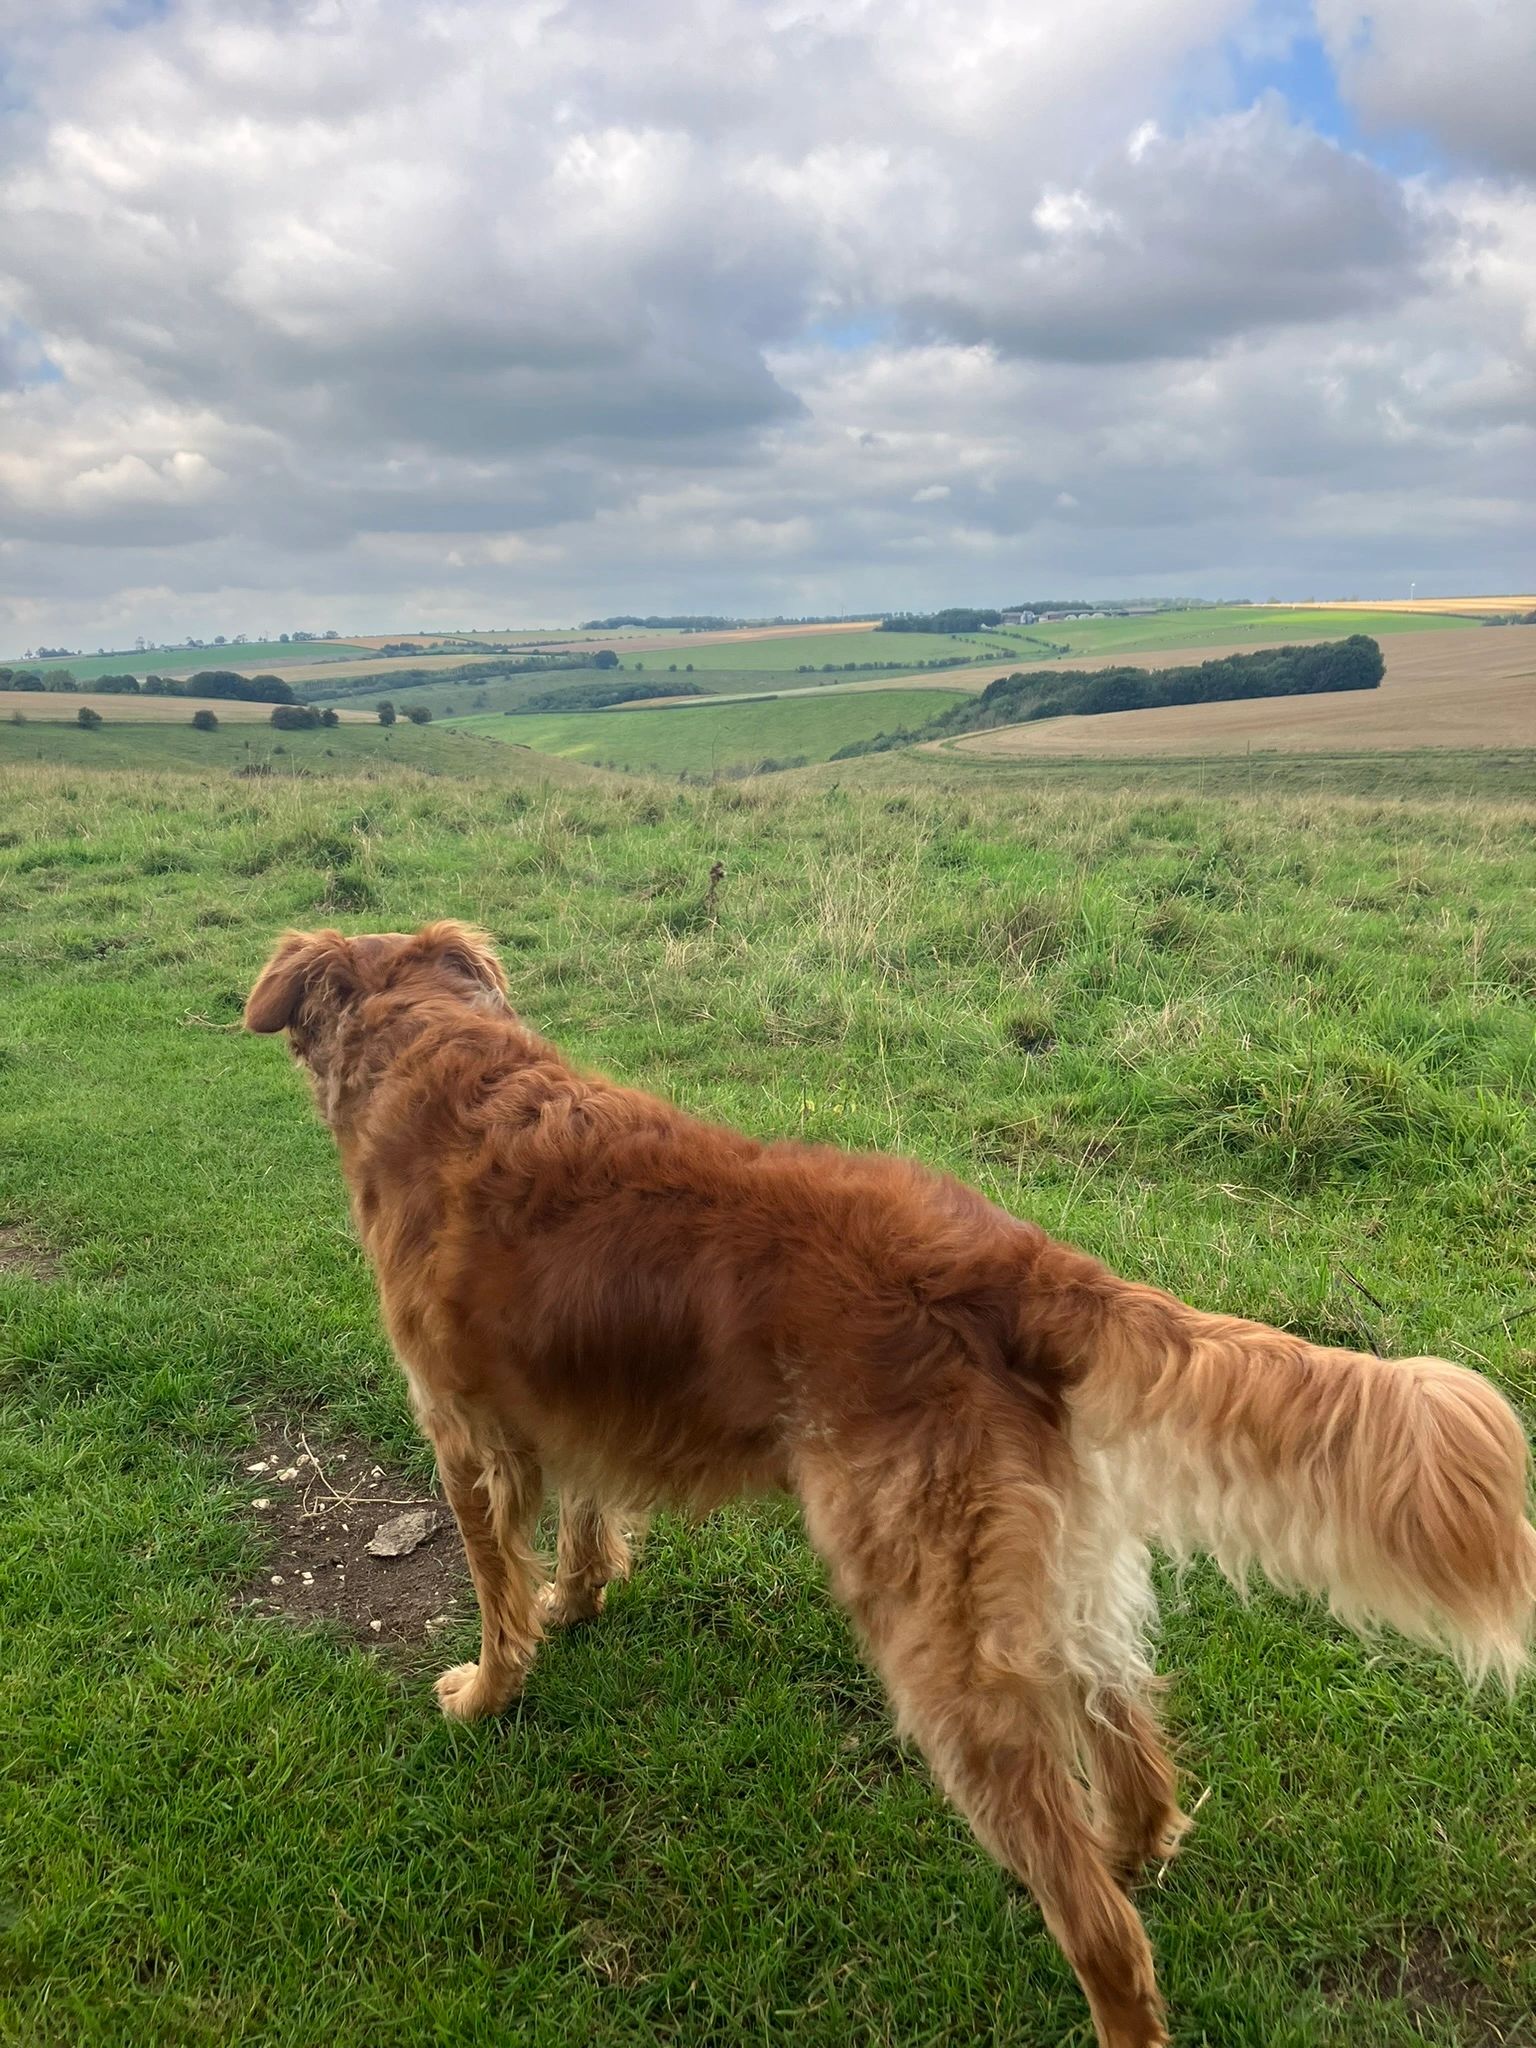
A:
244,929,354,1034
412,920,508,1001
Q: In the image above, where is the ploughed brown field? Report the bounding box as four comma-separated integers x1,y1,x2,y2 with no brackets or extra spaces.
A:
936,627,1536,758
0,690,373,723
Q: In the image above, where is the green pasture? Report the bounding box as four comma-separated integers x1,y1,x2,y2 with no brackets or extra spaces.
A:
2,737,1533,2047
446,689,957,775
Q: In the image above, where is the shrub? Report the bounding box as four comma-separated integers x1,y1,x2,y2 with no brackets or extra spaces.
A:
376,701,397,725
404,704,432,724
879,608,1003,633
96,673,140,694
190,670,295,704
77,705,103,730
1,668,44,691
320,707,339,727
191,708,220,731
270,704,322,730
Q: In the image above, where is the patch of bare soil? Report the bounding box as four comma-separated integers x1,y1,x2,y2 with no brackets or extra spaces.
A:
1322,1930,1534,2045
0,1223,62,1280
237,1419,469,1654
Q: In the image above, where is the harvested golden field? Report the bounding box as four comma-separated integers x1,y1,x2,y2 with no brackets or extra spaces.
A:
939,627,1536,758
0,690,372,723
1291,595,1536,618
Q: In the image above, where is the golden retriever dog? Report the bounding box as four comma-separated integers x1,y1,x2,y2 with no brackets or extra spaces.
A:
246,920,1535,2048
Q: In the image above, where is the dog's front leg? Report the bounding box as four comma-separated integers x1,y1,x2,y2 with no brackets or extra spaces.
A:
420,1400,544,1721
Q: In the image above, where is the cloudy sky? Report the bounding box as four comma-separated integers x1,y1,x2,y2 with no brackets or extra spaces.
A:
1,0,1533,647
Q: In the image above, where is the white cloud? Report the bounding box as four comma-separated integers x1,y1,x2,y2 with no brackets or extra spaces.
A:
0,0,1532,643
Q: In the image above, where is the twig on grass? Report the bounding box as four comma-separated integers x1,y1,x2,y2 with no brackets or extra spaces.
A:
1334,1262,1389,1316
293,1428,439,1518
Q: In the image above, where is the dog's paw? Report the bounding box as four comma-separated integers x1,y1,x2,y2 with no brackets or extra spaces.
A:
537,1580,607,1629
434,1660,518,1722
1107,1805,1193,1888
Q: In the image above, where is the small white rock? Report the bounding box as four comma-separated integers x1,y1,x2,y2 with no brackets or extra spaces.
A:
369,1619,382,1632
270,1574,284,1586
300,1572,314,1584
276,1465,300,1482
252,1497,271,1510
246,1461,270,1473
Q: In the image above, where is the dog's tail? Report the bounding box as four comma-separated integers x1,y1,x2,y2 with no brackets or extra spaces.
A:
1025,1246,1536,1685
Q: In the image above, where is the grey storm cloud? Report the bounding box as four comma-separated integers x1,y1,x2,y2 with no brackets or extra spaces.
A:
0,0,1532,646
906,105,1438,362
1317,0,1536,180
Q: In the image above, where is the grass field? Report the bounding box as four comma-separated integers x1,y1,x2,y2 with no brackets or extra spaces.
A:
18,608,1483,700
0,715,542,780
447,688,962,775
2,737,1534,2047
312,666,629,719
590,611,1482,678
17,641,373,683
1020,606,1480,660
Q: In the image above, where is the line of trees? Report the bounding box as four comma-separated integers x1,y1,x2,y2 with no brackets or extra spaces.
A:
878,609,1003,634
581,615,736,630
831,636,1386,760
300,651,606,704
1,665,295,702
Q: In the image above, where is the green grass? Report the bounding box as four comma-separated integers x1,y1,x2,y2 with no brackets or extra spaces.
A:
1021,606,1479,661
2,745,1535,2046
316,665,627,719
609,629,980,674
0,717,531,779
16,640,372,682
318,666,959,718
447,690,962,775
886,747,1536,803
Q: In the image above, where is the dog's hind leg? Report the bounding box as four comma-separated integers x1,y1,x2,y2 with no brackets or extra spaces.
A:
418,1395,545,1722
1078,1688,1186,1887
1058,1503,1187,1884
794,1417,1168,2048
539,1496,642,1627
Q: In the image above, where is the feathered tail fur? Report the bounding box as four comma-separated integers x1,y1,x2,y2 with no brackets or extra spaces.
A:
1035,1254,1536,1685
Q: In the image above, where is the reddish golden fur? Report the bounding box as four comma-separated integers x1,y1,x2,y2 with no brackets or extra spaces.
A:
246,922,1536,2048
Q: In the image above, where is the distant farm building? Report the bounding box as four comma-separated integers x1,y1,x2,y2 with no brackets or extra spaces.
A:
998,608,1038,625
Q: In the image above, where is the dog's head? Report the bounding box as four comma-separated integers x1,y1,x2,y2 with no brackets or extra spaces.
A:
245,921,509,1118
